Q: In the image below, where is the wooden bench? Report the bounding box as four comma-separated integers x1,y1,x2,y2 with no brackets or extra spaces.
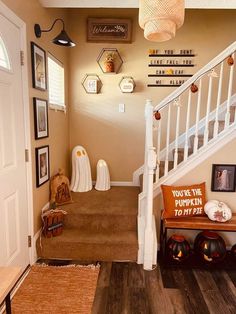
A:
0,267,22,314
160,213,236,258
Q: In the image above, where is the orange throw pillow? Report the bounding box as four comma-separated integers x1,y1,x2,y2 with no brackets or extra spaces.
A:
161,182,207,218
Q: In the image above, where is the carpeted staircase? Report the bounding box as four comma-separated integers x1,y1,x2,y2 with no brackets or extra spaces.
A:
36,187,139,262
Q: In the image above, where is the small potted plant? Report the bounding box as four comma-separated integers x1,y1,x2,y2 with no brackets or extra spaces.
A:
104,52,116,73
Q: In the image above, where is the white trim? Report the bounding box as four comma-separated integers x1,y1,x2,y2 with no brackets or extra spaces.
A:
153,123,236,197
0,1,34,265
39,0,236,9
33,229,41,264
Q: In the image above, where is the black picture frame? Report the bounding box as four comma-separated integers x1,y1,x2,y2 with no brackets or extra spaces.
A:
35,145,50,187
211,164,236,192
33,98,49,139
31,42,47,90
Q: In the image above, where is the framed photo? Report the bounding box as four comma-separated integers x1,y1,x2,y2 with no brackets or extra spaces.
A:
211,164,236,192
87,18,132,43
31,42,47,90
33,98,49,139
36,146,50,187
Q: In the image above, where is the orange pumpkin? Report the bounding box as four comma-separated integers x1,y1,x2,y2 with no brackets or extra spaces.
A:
191,83,198,93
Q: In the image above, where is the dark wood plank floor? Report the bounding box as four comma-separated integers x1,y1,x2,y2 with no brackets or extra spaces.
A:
92,262,236,314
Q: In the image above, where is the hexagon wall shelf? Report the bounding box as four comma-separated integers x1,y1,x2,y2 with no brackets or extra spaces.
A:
97,48,123,74
119,76,136,93
82,74,102,94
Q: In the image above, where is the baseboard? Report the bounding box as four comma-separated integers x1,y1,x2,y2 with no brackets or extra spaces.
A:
33,229,41,264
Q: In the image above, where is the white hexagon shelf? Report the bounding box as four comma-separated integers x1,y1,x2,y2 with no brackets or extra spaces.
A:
119,76,136,93
97,48,123,74
81,74,102,94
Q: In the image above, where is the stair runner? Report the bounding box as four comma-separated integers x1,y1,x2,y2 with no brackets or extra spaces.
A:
36,186,138,261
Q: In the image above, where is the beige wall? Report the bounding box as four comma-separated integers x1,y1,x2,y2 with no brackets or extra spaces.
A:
68,8,236,182
2,0,70,232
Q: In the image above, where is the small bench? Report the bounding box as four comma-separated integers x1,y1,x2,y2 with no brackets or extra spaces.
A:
0,267,22,314
160,213,236,257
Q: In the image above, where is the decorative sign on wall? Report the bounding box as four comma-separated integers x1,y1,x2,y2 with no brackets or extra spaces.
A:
87,18,132,43
147,49,195,87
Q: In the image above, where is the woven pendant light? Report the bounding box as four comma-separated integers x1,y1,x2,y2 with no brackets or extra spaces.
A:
139,0,185,42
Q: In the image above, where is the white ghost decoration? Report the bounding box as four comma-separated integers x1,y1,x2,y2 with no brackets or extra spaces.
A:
95,160,110,191
204,200,232,222
70,146,92,192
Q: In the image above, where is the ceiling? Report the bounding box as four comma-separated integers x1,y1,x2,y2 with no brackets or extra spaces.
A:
39,0,236,9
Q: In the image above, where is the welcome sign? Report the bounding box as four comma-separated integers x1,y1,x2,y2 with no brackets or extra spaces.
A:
87,18,132,43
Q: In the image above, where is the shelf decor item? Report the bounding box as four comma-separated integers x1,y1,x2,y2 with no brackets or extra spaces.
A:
81,74,102,94
194,231,226,264
31,42,47,90
139,0,185,42
119,76,136,93
166,234,191,262
204,200,232,223
97,48,123,74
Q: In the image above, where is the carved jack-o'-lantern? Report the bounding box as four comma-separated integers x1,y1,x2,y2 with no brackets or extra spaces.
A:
227,55,234,66
194,231,226,263
166,234,191,262
231,244,236,261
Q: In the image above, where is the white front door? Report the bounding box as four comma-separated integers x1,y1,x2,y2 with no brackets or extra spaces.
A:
0,12,29,268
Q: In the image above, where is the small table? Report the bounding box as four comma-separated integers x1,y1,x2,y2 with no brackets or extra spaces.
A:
0,267,22,314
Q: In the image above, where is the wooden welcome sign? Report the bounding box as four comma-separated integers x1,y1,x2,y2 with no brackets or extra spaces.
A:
87,18,132,43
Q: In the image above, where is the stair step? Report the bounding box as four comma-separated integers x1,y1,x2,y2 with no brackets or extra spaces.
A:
159,160,174,177
36,228,138,261
230,106,236,123
172,148,193,164
208,120,225,138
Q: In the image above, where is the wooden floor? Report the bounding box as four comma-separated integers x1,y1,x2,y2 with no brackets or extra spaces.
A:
92,262,236,314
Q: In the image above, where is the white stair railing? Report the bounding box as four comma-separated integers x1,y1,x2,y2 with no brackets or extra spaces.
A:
138,42,236,268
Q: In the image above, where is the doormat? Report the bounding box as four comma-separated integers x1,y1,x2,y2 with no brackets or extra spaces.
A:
11,264,100,314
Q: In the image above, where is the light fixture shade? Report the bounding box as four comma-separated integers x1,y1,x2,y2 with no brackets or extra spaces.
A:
139,0,185,42
52,30,76,47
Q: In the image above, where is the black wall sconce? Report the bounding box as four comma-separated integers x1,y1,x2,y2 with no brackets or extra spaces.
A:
34,18,76,47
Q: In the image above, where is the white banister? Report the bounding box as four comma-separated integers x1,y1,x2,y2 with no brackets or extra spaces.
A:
204,75,213,146
213,62,224,138
184,91,191,161
154,41,236,111
193,79,202,153
164,105,171,176
174,101,181,169
225,53,235,128
155,119,161,182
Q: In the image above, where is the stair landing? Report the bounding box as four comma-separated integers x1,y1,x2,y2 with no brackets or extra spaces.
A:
36,187,139,262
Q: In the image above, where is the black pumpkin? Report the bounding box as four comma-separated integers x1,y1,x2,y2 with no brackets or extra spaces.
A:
166,234,191,262
194,231,226,263
231,244,236,261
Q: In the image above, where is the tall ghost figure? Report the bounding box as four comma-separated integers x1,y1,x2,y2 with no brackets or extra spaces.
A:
70,146,92,192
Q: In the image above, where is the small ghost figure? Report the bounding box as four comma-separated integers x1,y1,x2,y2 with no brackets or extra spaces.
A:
70,146,92,192
95,160,110,191
204,200,232,222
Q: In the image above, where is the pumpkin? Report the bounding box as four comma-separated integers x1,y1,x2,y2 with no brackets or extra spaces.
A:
194,231,226,263
191,83,198,93
154,110,161,120
231,244,236,261
227,55,234,66
204,200,232,222
166,234,191,262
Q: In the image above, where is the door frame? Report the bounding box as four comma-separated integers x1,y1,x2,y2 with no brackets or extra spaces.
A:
0,1,34,264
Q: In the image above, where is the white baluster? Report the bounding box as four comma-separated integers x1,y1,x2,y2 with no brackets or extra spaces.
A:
164,104,171,176
203,75,213,146
213,62,224,138
184,91,191,161
225,53,235,128
193,79,202,154
174,103,180,169
155,119,161,182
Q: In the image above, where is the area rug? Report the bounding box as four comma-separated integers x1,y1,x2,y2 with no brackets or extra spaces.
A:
11,264,100,314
